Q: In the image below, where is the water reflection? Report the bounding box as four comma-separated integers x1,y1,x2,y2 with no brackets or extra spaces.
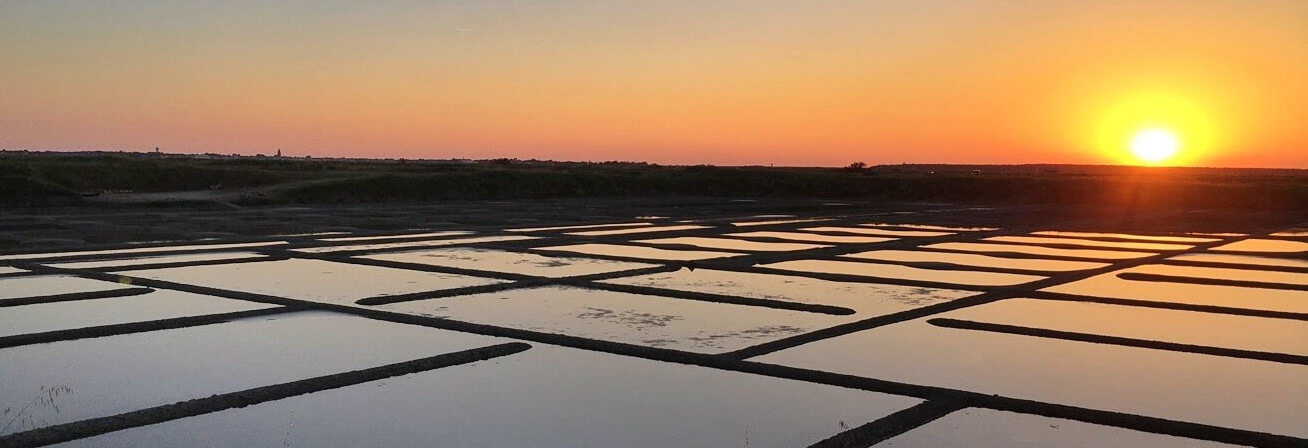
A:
1126,264,1307,286
507,222,650,232
636,236,828,252
1043,265,1308,313
566,224,708,236
1212,239,1308,253
1270,229,1308,237
755,311,1308,437
126,259,507,306
0,313,504,430
727,231,894,244
924,242,1150,260
0,290,277,338
52,344,919,448
843,250,1107,272
1168,253,1308,269
48,251,266,269
0,241,287,262
759,259,1044,286
881,408,1239,448
292,235,536,254
1030,231,1218,243
984,236,1191,251
359,248,657,278
537,243,743,261
800,226,952,237
944,298,1308,355
731,218,832,226
861,223,997,231
318,231,471,242
0,275,125,300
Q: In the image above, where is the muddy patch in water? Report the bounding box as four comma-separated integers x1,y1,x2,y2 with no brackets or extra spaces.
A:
377,286,853,353
601,269,975,313
0,312,506,431
360,247,656,278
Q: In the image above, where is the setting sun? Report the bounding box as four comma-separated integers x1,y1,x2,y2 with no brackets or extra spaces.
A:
1130,129,1181,164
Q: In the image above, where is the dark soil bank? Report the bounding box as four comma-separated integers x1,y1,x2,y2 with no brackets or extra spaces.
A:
2,151,1305,210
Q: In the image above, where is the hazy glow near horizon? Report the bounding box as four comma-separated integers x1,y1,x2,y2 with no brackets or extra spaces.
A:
1,1,1304,167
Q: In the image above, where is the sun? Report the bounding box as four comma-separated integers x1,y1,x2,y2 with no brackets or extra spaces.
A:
1091,90,1221,166
1130,129,1180,164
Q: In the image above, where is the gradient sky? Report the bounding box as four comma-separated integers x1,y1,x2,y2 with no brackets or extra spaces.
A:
2,1,1304,167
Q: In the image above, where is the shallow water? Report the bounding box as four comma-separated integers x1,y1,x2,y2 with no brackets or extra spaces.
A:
1270,229,1308,237
359,247,657,278
754,311,1308,437
1043,265,1308,314
861,223,997,231
0,312,505,430
1212,239,1308,253
1168,252,1308,268
7,218,1303,446
291,235,537,254
984,236,1192,251
270,231,350,237
727,231,894,244
125,259,507,306
566,224,708,236
507,222,650,232
730,217,832,226
1128,263,1308,286
378,285,853,353
600,269,975,315
318,231,471,242
1029,231,1219,244
799,226,952,237
945,298,1308,355
0,290,279,338
52,344,919,448
924,242,1151,260
0,241,287,261
536,243,743,261
842,250,1107,272
0,275,127,300
879,408,1239,447
47,251,267,269
636,236,828,252
759,259,1044,287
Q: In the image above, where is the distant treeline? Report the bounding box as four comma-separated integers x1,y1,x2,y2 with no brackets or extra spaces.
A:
1,152,1304,210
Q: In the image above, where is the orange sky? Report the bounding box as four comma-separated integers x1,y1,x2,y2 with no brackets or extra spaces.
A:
1,1,1304,167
